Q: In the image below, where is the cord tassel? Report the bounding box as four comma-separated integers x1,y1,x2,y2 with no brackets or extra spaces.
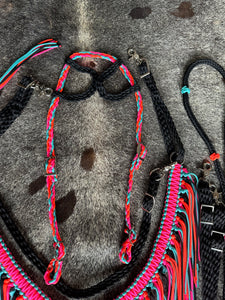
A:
0,39,60,91
116,166,200,300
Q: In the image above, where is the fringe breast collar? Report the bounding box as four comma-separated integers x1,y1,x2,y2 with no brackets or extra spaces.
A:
0,41,200,300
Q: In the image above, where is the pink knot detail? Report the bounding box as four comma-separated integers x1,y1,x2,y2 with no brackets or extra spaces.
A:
44,258,63,285
119,230,137,264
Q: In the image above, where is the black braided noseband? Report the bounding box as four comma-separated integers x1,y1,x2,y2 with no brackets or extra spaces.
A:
53,57,140,102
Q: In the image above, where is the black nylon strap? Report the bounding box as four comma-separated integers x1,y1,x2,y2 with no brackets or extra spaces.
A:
54,57,140,102
182,58,225,299
139,61,185,163
0,171,160,298
0,77,34,136
198,180,224,300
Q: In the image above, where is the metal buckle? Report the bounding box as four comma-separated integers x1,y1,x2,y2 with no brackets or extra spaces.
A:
211,230,225,252
200,204,214,225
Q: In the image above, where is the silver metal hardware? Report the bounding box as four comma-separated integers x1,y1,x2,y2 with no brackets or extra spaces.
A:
201,204,214,213
142,193,155,213
17,80,53,97
150,162,176,181
127,48,150,77
200,204,214,225
211,230,225,252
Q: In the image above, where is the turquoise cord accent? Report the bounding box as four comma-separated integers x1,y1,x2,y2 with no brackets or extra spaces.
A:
0,41,58,83
181,86,190,94
152,285,160,300
73,52,117,62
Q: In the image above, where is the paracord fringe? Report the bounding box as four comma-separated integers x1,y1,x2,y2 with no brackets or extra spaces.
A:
116,164,200,300
0,236,50,300
45,51,147,285
0,39,60,91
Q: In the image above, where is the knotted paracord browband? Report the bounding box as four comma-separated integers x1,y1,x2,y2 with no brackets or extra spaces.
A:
45,51,147,284
181,59,225,300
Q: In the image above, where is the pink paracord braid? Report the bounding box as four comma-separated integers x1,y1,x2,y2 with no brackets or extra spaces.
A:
45,51,146,284
116,164,182,300
0,236,50,299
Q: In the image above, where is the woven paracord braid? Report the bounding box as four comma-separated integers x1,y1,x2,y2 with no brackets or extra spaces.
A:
182,59,225,299
139,62,185,164
182,59,225,201
0,77,34,136
198,180,221,300
0,170,159,298
45,51,147,284
53,57,140,102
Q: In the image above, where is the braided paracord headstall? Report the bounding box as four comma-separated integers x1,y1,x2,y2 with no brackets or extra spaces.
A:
45,51,147,284
181,59,225,300
115,50,200,300
0,42,160,299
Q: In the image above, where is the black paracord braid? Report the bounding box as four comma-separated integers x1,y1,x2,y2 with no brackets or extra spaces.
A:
198,180,222,300
53,57,140,102
183,59,225,201
139,62,185,163
182,58,225,299
0,171,160,298
0,77,33,136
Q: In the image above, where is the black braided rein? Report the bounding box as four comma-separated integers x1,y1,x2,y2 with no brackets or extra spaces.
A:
182,58,225,300
183,59,225,201
138,60,185,164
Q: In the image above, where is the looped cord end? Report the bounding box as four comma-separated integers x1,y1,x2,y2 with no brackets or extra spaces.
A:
119,228,137,264
181,86,190,94
210,152,220,161
44,242,66,285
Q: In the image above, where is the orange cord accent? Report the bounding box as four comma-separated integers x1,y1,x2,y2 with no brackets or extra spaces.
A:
143,290,151,300
210,153,220,161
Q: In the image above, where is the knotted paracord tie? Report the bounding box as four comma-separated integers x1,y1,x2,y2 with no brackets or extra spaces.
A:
45,51,147,284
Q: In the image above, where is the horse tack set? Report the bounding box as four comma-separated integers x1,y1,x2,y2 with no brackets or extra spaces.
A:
0,40,224,300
